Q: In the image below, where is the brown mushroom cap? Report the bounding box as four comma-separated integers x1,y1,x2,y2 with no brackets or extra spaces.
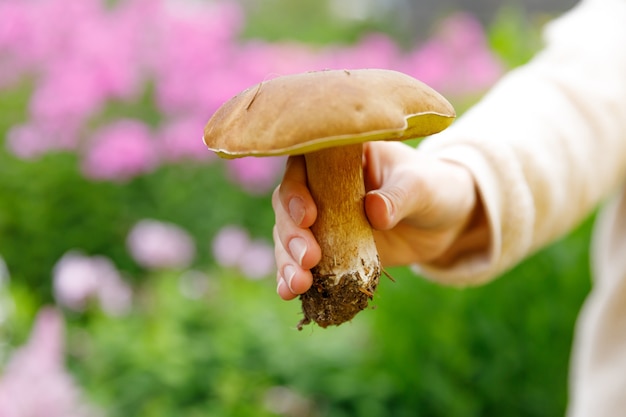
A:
203,69,455,158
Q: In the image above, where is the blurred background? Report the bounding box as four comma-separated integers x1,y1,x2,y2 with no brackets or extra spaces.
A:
0,0,591,416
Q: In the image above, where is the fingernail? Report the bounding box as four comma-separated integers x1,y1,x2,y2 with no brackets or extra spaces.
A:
288,237,307,266
288,197,305,225
283,264,296,292
277,279,285,294
380,193,394,222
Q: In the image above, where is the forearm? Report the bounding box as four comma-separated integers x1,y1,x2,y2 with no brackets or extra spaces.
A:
416,0,626,285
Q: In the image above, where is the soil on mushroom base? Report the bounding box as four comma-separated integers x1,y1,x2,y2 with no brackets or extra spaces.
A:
297,260,381,330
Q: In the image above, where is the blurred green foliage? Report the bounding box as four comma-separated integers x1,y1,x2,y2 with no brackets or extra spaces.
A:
241,0,400,46
0,2,593,417
488,5,545,67
56,221,591,417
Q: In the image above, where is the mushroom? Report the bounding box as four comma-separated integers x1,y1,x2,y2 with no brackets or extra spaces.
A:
203,69,455,329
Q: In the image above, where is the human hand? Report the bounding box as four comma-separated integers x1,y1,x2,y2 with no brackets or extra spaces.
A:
272,141,483,300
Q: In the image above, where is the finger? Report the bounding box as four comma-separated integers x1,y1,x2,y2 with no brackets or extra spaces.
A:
272,188,322,270
363,141,411,191
366,158,475,232
363,142,425,230
365,168,427,231
364,190,394,230
277,276,297,300
273,226,314,299
277,155,317,228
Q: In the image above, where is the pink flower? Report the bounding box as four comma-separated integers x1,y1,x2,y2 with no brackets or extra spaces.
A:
0,308,98,417
1,0,503,172
0,1,63,70
6,122,80,160
150,1,244,116
53,251,132,315
29,60,107,132
1,0,145,153
212,225,251,268
81,120,159,182
225,157,285,195
403,13,503,95
53,252,100,312
0,2,24,53
126,219,196,270
68,6,144,102
5,124,50,160
212,225,275,279
238,240,275,280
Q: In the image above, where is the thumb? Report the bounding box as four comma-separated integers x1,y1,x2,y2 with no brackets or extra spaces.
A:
365,172,424,231
364,191,395,230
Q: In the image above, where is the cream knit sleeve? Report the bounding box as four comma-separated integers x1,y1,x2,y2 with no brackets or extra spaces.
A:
416,0,626,286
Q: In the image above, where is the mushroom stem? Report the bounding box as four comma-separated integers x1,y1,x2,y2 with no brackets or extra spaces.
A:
299,143,381,329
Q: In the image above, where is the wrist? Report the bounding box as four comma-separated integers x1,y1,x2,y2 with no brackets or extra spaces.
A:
431,184,490,267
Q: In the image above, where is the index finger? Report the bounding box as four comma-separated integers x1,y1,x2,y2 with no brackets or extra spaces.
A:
277,155,317,228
